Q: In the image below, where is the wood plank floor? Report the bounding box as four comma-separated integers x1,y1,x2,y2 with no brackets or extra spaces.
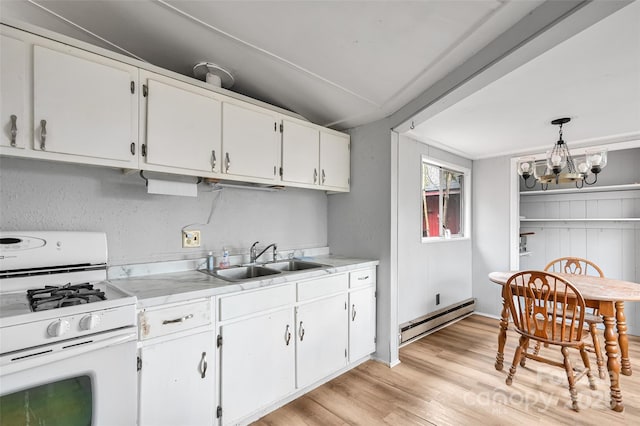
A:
252,314,640,425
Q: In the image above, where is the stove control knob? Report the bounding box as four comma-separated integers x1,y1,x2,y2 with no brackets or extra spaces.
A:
80,314,101,331
47,319,70,337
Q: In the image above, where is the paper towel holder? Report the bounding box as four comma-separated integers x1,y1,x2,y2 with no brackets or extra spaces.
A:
139,171,202,186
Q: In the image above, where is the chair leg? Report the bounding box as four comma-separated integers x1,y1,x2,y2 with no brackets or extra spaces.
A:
562,346,579,412
533,341,542,356
507,335,528,386
579,346,597,390
520,340,530,367
589,323,606,380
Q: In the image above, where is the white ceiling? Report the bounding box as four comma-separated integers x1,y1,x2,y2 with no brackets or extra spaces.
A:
407,0,640,159
0,0,546,130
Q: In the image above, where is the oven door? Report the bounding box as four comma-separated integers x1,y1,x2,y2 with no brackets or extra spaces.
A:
0,327,137,426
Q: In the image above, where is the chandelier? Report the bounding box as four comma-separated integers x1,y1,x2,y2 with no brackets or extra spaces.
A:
517,117,607,190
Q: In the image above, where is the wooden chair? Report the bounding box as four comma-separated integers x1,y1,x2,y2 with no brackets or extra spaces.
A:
543,257,606,379
505,271,596,411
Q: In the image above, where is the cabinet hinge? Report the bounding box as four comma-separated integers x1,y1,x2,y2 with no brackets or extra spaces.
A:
374,336,377,343
279,123,283,133
141,144,147,157
344,301,347,310
130,81,135,94
279,167,283,177
143,84,148,97
216,406,222,418
217,334,222,348
345,349,347,358
137,356,142,372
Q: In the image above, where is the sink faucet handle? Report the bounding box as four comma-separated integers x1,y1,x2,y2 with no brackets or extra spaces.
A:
250,241,260,263
273,244,278,262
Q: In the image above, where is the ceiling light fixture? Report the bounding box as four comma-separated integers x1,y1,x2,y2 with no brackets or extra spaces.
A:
517,117,607,190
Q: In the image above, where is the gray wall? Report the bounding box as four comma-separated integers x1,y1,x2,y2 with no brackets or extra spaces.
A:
397,135,472,324
0,157,328,265
328,118,396,365
471,155,513,317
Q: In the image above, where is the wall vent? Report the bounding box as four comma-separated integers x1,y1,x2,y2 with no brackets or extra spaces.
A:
399,298,475,345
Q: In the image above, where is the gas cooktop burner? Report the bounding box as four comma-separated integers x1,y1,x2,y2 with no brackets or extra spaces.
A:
27,283,107,312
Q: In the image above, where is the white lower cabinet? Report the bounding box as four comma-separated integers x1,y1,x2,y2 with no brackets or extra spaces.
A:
137,298,215,426
219,307,295,425
296,292,348,388
217,267,376,425
349,285,376,362
138,330,215,426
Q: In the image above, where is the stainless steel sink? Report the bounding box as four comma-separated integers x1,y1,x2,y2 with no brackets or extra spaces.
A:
264,260,328,272
201,265,281,282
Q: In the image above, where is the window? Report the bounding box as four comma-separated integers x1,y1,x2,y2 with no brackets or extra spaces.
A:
421,157,469,240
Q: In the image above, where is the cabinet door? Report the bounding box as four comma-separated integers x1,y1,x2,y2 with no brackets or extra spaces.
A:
1,34,27,150
142,73,222,176
349,286,376,362
139,330,215,426
220,308,295,425
33,44,138,167
296,293,348,388
319,131,350,191
222,102,279,181
281,119,319,185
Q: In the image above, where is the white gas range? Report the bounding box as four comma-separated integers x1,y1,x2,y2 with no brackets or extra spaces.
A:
0,231,138,426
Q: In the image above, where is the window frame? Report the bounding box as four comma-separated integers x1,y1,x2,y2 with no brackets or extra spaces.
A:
420,155,471,243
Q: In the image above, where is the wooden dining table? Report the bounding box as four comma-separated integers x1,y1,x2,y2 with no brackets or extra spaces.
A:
489,271,640,412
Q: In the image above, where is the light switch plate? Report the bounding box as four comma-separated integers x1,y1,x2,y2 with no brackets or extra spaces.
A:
182,230,201,248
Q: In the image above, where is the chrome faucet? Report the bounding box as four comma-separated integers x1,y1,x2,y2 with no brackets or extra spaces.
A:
250,241,277,263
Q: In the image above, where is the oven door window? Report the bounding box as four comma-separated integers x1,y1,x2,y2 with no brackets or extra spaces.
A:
0,375,92,425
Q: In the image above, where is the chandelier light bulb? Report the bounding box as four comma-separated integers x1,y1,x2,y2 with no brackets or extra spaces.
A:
551,154,562,167
590,154,602,166
577,162,589,173
520,162,530,172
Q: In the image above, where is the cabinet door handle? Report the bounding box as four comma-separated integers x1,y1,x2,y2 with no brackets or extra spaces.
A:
40,119,47,150
285,324,291,346
313,168,317,183
352,304,357,321
9,115,17,147
130,142,136,155
298,321,305,341
321,169,326,184
162,313,193,325
200,352,208,379
358,275,369,281
211,150,216,170
225,152,231,172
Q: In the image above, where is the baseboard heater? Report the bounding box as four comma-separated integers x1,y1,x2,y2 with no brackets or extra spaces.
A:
400,298,475,345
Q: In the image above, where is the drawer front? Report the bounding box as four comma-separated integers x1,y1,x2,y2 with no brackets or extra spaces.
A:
297,273,348,302
219,284,295,321
349,268,376,288
139,299,212,340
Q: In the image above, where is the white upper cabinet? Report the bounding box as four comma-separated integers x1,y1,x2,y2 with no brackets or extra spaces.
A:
0,34,27,150
281,118,320,185
222,102,280,183
33,44,138,168
320,131,350,191
140,71,222,177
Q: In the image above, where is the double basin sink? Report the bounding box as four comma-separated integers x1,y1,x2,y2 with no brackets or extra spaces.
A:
200,259,328,283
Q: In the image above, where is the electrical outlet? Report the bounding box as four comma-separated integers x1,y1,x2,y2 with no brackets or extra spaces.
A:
182,230,201,248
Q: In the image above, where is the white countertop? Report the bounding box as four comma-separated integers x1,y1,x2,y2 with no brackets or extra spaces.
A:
109,255,378,309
